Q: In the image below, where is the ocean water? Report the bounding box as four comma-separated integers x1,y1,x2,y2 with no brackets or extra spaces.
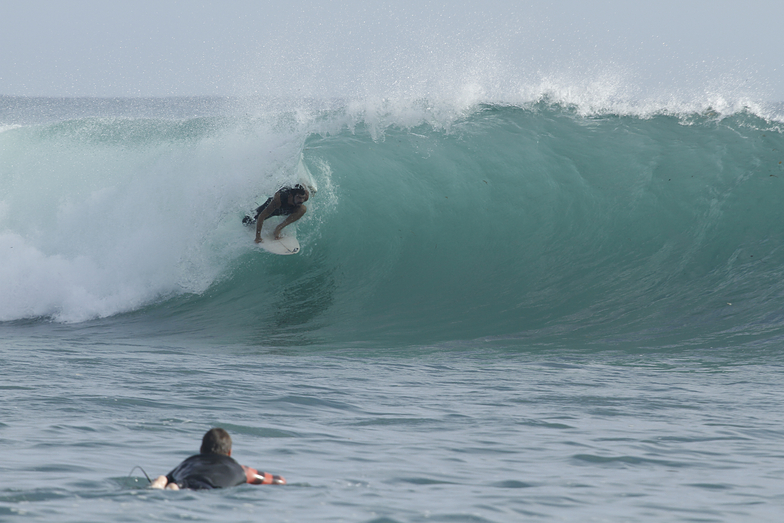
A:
2,94,784,522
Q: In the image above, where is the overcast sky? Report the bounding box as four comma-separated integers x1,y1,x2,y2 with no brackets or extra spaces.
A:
2,0,782,101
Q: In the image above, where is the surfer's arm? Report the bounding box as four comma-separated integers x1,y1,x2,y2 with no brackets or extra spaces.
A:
273,205,306,240
255,194,282,243
242,465,286,485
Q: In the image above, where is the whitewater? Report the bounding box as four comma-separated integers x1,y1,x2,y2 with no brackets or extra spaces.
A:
2,92,784,522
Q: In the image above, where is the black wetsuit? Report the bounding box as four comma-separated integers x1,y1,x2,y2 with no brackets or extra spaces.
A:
243,187,302,225
165,453,247,490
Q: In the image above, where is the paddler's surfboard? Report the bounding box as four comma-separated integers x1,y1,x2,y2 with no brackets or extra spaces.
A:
256,216,300,255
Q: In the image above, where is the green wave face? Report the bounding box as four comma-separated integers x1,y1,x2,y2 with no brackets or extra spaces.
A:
2,102,784,349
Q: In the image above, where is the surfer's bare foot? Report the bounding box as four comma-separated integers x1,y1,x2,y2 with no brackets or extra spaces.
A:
150,475,168,489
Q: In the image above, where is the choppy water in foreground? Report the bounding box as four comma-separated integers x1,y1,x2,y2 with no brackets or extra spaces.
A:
3,340,784,522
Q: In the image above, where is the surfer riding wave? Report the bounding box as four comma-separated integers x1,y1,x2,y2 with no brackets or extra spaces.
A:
243,184,309,243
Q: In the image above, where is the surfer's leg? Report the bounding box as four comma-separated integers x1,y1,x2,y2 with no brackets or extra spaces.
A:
254,198,274,219
242,198,273,225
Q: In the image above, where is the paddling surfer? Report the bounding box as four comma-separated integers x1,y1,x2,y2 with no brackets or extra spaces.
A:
243,184,309,243
150,428,285,490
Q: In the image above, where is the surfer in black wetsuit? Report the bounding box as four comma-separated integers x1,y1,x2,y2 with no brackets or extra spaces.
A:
242,184,309,244
150,428,285,490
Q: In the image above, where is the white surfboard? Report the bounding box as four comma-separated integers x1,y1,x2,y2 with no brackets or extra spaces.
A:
297,153,318,195
256,216,300,255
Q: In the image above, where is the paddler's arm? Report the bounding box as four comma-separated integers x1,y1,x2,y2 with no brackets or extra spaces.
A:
255,193,282,243
242,465,286,485
273,205,306,240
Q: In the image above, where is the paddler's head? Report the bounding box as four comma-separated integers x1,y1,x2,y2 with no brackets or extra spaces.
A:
200,427,233,456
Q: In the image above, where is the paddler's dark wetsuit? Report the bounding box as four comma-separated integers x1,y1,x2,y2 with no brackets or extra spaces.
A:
165,453,247,490
242,186,305,225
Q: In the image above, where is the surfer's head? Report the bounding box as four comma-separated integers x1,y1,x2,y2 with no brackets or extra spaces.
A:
291,184,309,204
200,428,233,456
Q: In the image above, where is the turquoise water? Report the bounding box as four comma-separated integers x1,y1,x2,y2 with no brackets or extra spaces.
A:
2,96,784,521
